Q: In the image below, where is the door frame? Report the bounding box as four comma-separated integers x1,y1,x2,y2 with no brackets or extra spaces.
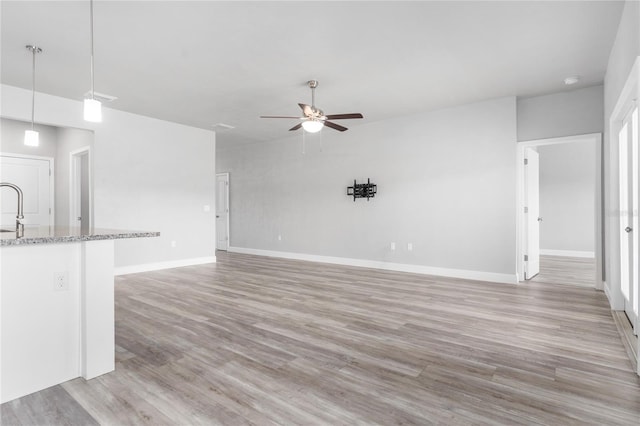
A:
0,152,55,227
69,146,92,228
516,133,603,290
618,105,638,332
216,172,230,250
523,147,541,280
608,57,639,311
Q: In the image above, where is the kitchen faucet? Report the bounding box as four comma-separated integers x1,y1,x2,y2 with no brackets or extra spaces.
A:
1,182,25,233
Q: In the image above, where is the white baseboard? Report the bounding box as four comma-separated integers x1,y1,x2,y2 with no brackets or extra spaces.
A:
539,249,595,258
227,246,517,284
114,256,216,276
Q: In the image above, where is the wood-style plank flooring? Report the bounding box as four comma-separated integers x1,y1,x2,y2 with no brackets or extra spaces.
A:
3,251,640,425
530,255,596,288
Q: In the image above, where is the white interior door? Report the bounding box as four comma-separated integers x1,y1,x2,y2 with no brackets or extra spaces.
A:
216,173,229,250
525,148,540,279
619,105,639,333
1,155,52,228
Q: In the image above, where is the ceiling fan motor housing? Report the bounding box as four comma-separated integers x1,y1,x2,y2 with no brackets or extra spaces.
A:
309,107,324,120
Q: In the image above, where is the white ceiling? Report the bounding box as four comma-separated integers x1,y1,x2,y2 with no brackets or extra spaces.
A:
1,1,624,148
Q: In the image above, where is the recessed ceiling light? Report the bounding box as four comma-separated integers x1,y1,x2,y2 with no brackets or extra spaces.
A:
564,76,581,86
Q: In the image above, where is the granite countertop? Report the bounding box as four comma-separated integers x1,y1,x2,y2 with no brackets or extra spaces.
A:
0,226,160,246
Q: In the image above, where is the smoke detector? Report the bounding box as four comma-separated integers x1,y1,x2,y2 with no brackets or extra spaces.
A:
563,76,581,86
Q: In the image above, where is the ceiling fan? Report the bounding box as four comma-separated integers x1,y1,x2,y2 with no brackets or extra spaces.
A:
260,80,363,133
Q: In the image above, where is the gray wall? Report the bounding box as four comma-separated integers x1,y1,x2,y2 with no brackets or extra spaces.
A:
604,1,639,120
218,97,517,275
538,142,596,253
517,85,604,142
603,0,639,301
95,109,216,267
2,85,216,268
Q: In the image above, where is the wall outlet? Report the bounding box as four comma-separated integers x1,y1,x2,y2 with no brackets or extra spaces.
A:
390,242,396,250
203,205,211,212
407,243,413,251
171,240,177,248
277,235,282,241
53,272,68,291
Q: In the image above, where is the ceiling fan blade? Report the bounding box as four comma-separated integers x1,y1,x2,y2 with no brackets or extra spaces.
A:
298,103,313,117
324,121,348,132
289,123,303,131
260,115,302,119
324,113,363,120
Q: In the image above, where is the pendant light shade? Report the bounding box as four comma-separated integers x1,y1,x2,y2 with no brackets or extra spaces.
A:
24,130,39,147
84,0,102,123
301,120,324,133
24,45,42,147
84,98,102,122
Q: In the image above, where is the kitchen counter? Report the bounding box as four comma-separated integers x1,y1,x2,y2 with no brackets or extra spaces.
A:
1,226,159,246
1,226,159,403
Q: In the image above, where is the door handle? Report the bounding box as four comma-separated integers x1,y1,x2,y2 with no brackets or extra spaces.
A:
216,215,220,218
625,226,632,233
537,217,543,222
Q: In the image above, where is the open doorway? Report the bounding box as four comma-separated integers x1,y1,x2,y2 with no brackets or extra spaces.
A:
216,172,230,251
70,147,91,230
517,133,603,289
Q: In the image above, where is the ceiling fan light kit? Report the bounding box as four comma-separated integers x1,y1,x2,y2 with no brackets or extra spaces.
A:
261,80,363,133
301,120,324,133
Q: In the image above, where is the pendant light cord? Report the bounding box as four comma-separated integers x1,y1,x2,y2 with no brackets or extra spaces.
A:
31,46,36,130
90,0,95,99
26,46,41,131
83,0,102,123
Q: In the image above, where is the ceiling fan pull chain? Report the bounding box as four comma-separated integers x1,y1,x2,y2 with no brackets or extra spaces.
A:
302,129,306,155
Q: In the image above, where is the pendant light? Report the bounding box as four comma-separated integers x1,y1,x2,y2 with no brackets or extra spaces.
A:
84,0,102,122
24,45,42,147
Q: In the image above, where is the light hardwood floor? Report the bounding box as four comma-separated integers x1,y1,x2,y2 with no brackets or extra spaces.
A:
3,251,640,425
529,255,596,288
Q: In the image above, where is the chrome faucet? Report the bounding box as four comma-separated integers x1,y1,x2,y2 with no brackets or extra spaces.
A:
1,182,25,233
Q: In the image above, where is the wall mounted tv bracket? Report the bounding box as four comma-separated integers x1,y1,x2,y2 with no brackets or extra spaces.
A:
347,178,377,201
